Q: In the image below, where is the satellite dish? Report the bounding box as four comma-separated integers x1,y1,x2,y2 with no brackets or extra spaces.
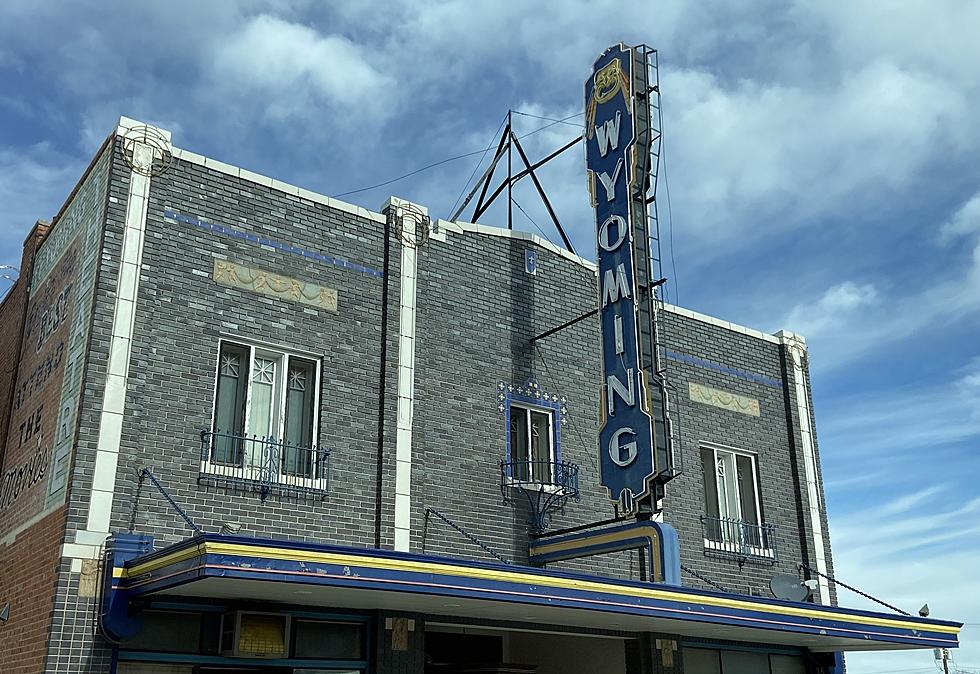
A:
770,573,809,602
0,602,9,623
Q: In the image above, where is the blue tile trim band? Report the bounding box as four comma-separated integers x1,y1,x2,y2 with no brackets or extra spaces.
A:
664,349,783,389
163,209,384,278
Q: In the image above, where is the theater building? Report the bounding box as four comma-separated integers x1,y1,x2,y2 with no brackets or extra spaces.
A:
0,114,961,674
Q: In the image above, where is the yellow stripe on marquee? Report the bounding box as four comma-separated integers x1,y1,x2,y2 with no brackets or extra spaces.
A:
531,528,663,580
531,528,657,555
120,541,959,636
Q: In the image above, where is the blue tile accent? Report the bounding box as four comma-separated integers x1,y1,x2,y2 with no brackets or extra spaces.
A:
664,349,783,389
163,209,384,278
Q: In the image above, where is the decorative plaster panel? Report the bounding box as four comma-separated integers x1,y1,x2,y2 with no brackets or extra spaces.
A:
688,382,760,417
212,260,338,312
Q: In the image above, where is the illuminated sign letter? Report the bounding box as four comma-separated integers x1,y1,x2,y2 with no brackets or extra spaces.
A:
595,111,622,157
606,369,635,415
609,427,638,467
602,264,631,307
597,158,623,202
598,214,627,252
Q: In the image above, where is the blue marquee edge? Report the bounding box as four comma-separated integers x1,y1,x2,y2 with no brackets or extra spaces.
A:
528,521,680,586
100,533,960,653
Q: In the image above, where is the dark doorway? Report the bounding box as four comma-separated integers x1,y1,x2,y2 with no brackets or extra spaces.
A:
425,632,507,673
194,667,292,674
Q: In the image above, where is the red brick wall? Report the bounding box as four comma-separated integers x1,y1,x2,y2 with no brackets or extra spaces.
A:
0,223,65,674
0,223,47,470
0,508,65,674
0,232,78,534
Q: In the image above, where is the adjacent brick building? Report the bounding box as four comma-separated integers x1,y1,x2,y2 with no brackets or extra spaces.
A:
0,118,959,674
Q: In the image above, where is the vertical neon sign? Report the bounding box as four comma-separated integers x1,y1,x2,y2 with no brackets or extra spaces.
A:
586,45,658,512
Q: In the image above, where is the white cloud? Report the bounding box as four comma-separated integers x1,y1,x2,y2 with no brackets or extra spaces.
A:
774,187,980,368
941,191,980,240
820,368,980,470
0,143,88,269
664,61,967,247
783,281,878,339
211,14,393,123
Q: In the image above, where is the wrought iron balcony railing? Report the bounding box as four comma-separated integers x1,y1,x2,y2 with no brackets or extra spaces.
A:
500,459,580,532
700,515,778,564
501,458,579,490
199,430,330,500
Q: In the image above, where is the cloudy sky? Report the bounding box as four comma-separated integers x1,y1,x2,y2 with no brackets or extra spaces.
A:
1,1,978,671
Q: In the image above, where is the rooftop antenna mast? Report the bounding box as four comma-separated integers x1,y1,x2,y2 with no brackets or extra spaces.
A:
450,111,581,254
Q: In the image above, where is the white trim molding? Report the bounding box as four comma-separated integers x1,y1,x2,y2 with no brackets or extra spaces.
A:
777,330,832,605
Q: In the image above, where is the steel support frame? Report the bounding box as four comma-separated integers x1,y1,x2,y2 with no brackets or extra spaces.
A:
459,112,580,253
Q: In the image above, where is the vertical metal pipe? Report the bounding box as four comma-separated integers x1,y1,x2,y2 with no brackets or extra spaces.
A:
507,109,513,230
373,216,392,549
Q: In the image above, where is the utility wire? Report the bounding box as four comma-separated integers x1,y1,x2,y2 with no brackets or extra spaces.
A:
513,198,558,248
512,110,585,129
332,112,584,199
333,148,493,198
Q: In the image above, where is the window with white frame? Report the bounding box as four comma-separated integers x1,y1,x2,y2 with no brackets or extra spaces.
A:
208,340,321,481
508,403,555,483
701,445,768,549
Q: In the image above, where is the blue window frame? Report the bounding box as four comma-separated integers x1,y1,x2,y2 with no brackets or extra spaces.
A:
498,379,568,482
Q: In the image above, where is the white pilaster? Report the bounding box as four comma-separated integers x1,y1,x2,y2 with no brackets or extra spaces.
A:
75,119,171,549
383,198,425,552
778,330,832,605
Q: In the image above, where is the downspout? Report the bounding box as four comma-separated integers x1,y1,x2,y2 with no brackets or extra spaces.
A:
373,213,392,549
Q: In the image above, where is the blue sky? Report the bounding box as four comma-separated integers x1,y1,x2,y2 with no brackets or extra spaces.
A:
2,2,978,670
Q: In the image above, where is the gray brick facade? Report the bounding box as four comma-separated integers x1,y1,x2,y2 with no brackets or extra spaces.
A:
410,224,832,600
2,121,843,673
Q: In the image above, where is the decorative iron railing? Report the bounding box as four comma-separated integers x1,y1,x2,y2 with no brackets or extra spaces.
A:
500,459,580,532
700,515,778,564
199,430,330,500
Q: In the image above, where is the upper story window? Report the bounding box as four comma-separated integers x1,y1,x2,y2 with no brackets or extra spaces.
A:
701,445,775,558
202,340,326,490
508,403,555,482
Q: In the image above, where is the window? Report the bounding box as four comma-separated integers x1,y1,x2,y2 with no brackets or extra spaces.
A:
508,403,555,483
206,340,322,485
292,620,366,660
701,445,770,551
681,647,806,674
